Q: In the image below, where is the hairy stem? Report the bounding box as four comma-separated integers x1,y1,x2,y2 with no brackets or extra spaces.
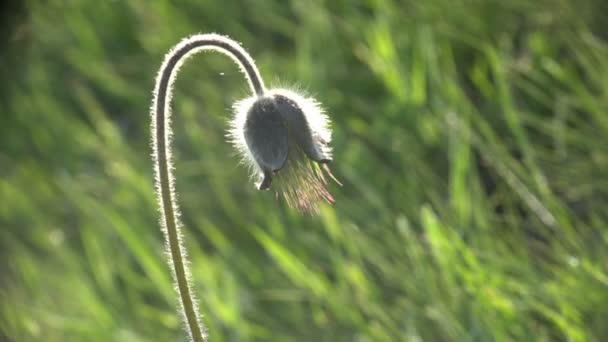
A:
151,34,265,341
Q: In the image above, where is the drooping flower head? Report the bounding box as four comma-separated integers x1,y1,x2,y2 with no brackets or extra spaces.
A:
229,88,340,213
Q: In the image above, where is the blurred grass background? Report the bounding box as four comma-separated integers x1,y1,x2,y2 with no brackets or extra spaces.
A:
1,0,608,341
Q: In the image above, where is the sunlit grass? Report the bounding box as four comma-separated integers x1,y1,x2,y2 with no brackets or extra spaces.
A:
1,1,607,341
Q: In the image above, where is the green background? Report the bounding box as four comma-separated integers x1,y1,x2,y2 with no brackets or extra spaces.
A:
2,1,608,341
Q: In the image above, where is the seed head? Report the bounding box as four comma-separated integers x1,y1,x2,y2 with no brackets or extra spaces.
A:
229,88,339,213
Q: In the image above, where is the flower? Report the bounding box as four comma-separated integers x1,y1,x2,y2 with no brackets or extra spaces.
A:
229,88,340,213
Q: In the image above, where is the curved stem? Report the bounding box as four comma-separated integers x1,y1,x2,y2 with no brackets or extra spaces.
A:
151,34,266,342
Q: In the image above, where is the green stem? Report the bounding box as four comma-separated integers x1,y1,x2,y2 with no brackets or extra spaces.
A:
151,34,265,341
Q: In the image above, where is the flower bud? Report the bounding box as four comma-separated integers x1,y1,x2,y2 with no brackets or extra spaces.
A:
229,88,339,213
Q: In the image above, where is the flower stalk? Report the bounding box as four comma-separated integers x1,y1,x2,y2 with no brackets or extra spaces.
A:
151,33,338,341
151,34,266,342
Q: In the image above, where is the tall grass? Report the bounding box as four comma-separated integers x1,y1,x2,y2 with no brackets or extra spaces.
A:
1,1,607,341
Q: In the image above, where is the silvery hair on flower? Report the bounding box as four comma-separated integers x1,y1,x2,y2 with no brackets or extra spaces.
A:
229,88,339,213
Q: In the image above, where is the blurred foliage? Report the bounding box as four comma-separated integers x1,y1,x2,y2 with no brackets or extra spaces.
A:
1,0,608,341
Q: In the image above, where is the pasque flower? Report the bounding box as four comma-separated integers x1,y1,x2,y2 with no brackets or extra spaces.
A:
151,33,339,342
229,88,340,213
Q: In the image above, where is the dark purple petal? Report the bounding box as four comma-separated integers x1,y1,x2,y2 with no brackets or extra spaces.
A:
244,97,289,189
273,94,332,163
